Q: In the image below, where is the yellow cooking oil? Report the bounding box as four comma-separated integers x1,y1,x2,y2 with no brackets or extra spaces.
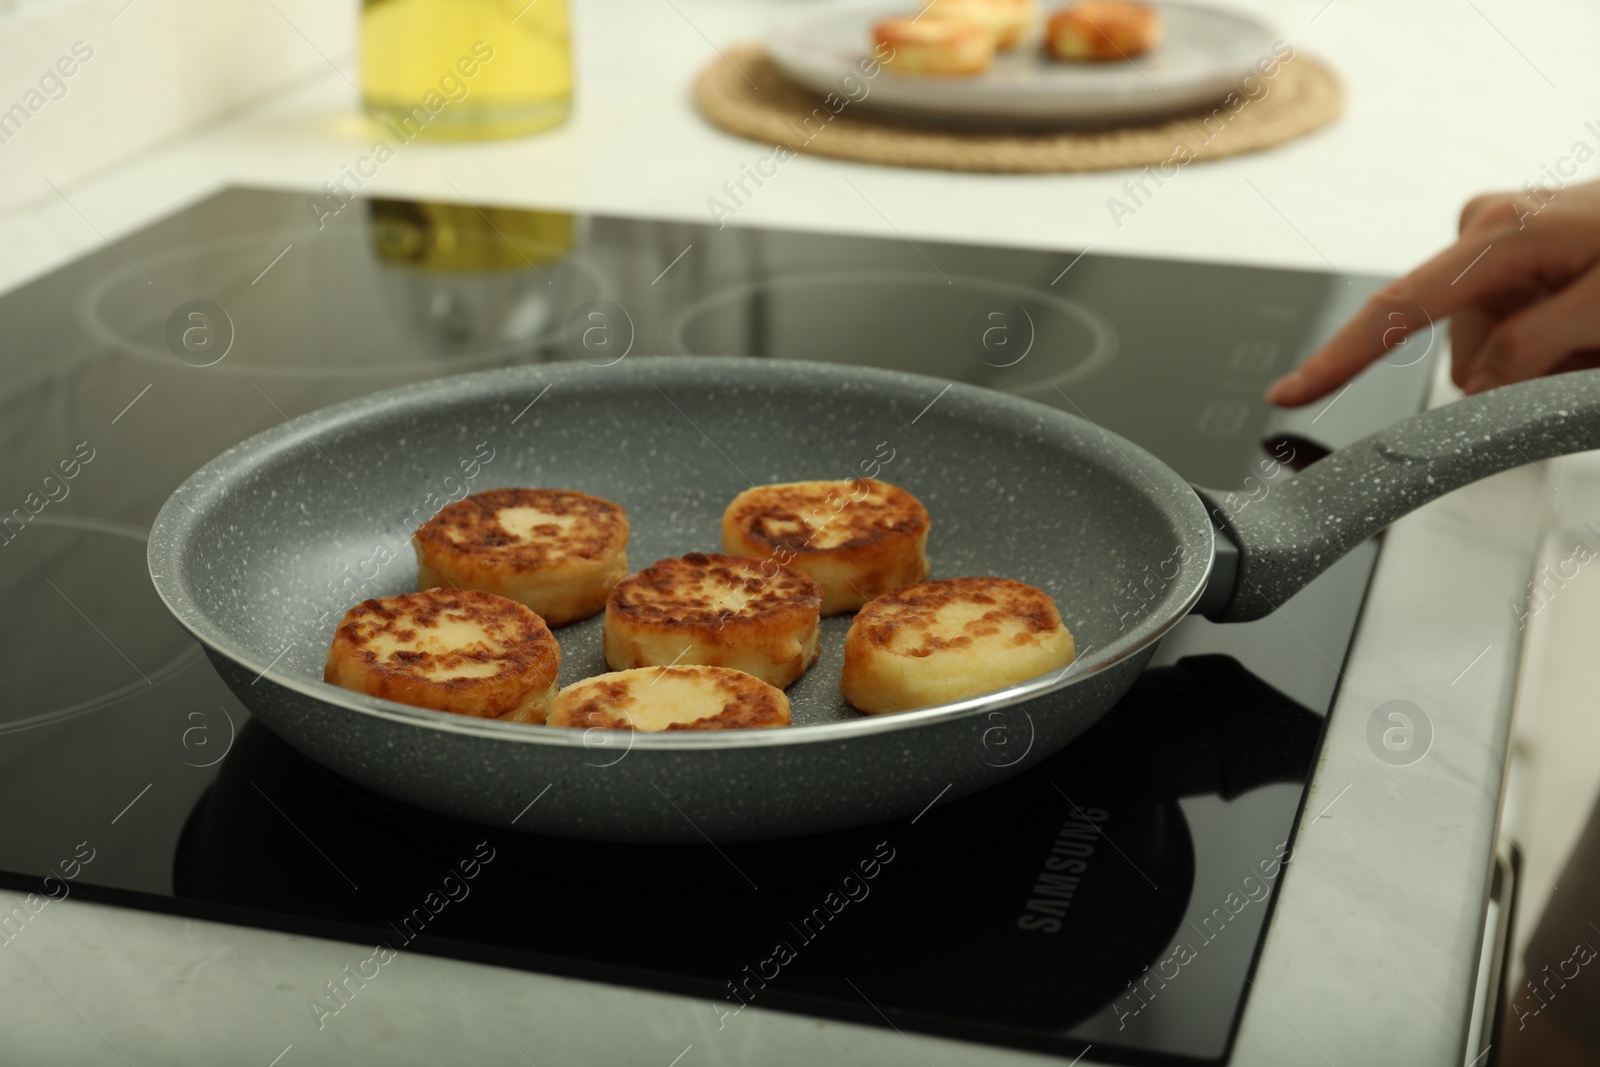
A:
360,0,572,140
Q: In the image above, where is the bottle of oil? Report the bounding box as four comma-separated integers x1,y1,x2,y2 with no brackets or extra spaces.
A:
360,0,572,140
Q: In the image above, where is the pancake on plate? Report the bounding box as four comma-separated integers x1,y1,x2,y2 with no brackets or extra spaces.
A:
1046,1,1163,61
874,15,998,74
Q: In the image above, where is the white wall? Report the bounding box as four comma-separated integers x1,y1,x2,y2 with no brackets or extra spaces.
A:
0,0,357,215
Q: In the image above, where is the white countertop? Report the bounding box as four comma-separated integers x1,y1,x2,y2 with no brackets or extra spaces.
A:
2,0,1597,1063
5,0,1600,292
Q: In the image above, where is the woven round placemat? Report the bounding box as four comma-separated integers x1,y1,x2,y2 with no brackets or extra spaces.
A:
695,45,1342,173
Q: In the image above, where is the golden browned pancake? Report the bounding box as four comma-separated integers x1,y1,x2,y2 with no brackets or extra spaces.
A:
604,553,823,688
874,16,997,75
919,0,1038,50
721,479,930,615
413,488,628,626
840,577,1075,715
547,665,792,731
1046,1,1163,61
323,588,561,723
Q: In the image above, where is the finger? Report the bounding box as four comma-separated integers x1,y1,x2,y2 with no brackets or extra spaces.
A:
1453,281,1551,388
1460,191,1517,234
1450,305,1498,390
1459,189,1550,236
1465,263,1600,393
1264,294,1416,406
1381,224,1549,328
1267,218,1558,407
1547,349,1600,376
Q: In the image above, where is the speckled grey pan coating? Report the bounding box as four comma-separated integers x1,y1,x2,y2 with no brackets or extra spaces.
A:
150,358,1600,843
1197,370,1600,620
150,358,1215,842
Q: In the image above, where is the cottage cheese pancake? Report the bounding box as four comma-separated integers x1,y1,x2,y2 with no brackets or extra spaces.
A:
721,479,930,615
841,577,1075,714
1046,1,1163,61
604,553,823,688
547,665,792,732
324,588,561,723
919,0,1038,50
413,488,628,626
875,16,998,74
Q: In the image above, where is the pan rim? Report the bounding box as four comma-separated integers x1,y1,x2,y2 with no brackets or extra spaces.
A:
148,357,1214,750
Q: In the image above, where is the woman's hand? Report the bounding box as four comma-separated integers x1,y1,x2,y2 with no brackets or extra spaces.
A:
1266,178,1600,407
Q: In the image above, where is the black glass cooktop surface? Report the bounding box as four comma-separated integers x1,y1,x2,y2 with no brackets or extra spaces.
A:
0,187,1432,1064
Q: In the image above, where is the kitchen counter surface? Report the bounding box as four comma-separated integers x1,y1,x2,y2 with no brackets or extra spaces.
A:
4,0,1600,294
1,0,1597,1063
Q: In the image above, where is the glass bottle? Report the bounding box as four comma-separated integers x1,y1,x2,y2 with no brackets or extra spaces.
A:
360,0,572,140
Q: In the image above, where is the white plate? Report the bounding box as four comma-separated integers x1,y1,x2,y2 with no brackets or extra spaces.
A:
767,0,1281,127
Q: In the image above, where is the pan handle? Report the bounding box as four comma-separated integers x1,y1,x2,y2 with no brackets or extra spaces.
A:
1192,368,1600,622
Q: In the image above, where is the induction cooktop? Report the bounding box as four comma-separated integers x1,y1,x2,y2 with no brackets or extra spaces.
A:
0,187,1432,1065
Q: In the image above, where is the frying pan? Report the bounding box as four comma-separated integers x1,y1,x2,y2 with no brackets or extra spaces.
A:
148,357,1593,843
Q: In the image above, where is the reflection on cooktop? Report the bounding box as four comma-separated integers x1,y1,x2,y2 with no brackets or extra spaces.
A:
77,205,602,377
172,656,1319,1062
665,269,1119,400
